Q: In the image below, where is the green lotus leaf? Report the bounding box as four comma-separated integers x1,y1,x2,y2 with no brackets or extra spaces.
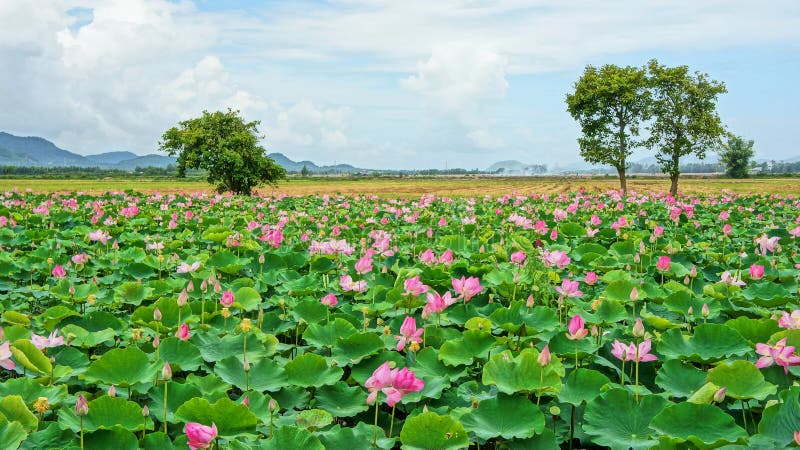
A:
657,323,751,363
2,310,30,326
309,256,336,273
147,381,201,423
583,389,668,450
724,316,781,344
158,337,203,371
261,426,325,450
488,303,559,334
504,429,560,450
123,262,156,279
482,348,564,395
214,355,287,392
409,347,467,381
0,396,37,432
590,299,628,325
9,339,52,375
559,222,586,238
0,415,28,450
572,243,608,260
140,432,176,450
319,423,395,450
331,332,384,364
663,291,721,319
557,368,610,406
460,394,544,440
741,282,790,307
399,412,469,450
83,347,156,387
59,396,145,432
83,427,139,450
654,360,707,399
114,282,153,306
285,353,343,387
41,306,81,330
757,386,800,446
439,330,498,367
650,402,747,446
303,318,357,348
707,360,776,400
313,382,369,417
207,250,245,275
17,422,74,450
0,378,69,406
59,324,116,348
604,280,640,302
291,298,329,325
175,397,257,437
195,332,278,364
233,286,261,311
270,386,311,411
295,409,333,430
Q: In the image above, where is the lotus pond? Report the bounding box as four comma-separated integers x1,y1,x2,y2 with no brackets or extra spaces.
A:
1,189,799,449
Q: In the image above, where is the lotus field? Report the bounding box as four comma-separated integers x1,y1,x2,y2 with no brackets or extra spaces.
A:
2,188,800,450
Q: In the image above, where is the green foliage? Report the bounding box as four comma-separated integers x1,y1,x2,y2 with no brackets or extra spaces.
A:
159,109,285,194
718,133,755,178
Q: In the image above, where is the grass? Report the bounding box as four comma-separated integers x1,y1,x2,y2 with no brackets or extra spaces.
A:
1,175,798,196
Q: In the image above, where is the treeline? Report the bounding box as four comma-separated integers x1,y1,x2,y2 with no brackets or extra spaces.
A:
0,164,197,178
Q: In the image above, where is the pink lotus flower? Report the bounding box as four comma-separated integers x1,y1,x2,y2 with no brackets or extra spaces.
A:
656,256,671,272
537,344,551,366
365,361,395,405
510,251,526,265
220,291,234,307
611,339,630,361
88,229,111,244
384,367,424,407
584,272,598,285
75,395,88,416
422,291,455,319
611,339,658,362
789,225,800,238
71,253,89,265
755,338,800,374
566,315,588,340
722,224,732,236
438,249,454,265
403,276,430,297
0,341,16,370
320,293,338,307
653,226,664,238
395,316,423,351
31,329,64,349
177,261,201,273
542,250,570,269
355,254,373,274
749,264,765,280
720,270,746,287
778,310,800,330
52,265,67,278
755,234,780,256
176,323,190,341
419,249,436,265
555,279,583,298
452,276,483,303
184,422,218,450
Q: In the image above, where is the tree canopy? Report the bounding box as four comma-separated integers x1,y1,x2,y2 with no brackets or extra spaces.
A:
159,109,285,195
718,133,755,179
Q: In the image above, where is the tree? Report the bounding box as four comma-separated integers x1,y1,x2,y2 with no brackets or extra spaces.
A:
646,59,727,195
300,164,310,177
718,133,754,178
566,64,650,193
159,109,286,195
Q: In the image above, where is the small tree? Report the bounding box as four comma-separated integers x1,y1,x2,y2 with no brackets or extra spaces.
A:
300,164,310,177
646,60,727,196
566,64,650,193
159,109,285,195
718,133,755,178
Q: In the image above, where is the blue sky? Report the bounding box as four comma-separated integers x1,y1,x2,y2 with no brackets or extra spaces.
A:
1,0,798,169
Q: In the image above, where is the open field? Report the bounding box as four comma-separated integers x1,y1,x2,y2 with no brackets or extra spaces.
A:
1,175,799,196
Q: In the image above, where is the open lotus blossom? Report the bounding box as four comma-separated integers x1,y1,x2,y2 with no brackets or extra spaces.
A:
755,234,780,255
778,310,800,330
71,253,89,265
184,422,218,450
584,271,598,285
320,293,338,307
220,291,234,307
339,274,367,292
402,276,430,297
720,270,746,286
354,254,373,274
566,315,588,340
749,264,765,280
51,265,67,278
510,251,526,265
438,249,454,265
383,367,424,407
789,225,800,238
542,250,570,269
365,361,395,405
422,291,456,319
656,256,671,272
395,316,423,351
554,279,583,298
452,276,483,303
419,249,436,265
31,330,64,349
176,323,190,341
0,341,16,370
755,338,800,373
611,339,658,362
177,261,201,273
88,229,111,244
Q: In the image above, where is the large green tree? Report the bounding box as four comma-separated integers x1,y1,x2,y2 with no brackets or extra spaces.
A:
159,109,286,195
646,59,727,195
566,64,650,193
718,133,755,178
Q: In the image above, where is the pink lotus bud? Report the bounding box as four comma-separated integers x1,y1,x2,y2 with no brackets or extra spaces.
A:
178,289,188,306
142,405,150,417
153,307,162,322
713,387,726,403
162,362,172,381
241,395,250,408
153,335,160,348
630,287,638,301
269,399,277,412
75,395,88,416
538,344,551,366
701,303,710,318
108,385,116,397
632,318,645,338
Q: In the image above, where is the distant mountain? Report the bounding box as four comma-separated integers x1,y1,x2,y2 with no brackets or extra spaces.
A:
86,151,139,165
0,132,90,166
267,152,366,174
112,154,176,169
486,160,547,175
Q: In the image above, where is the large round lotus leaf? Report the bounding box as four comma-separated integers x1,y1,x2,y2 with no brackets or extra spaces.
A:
10,339,52,375
113,282,153,306
0,395,38,432
83,427,139,450
123,262,156,279
707,360,776,400
399,412,469,450
314,382,368,417
0,415,27,450
261,426,325,450
158,337,203,371
557,368,610,406
140,432,176,450
654,360,707,399
59,396,144,432
657,323,751,362
214,355,287,392
309,256,336,273
195,332,278,364
583,389,668,450
740,282,790,307
40,305,80,329
83,347,155,387
59,325,116,348
663,291,721,319
0,378,69,406
488,303,559,334
650,402,747,446
439,330,498,366
147,381,201,423
284,353,343,387
295,408,333,430
175,397,257,437
291,298,329,324
589,299,628,325
233,286,261,311
482,348,564,395
559,222,586,238
319,423,395,450
207,251,245,275
331,332,384,364
725,316,781,344
505,429,560,450
460,394,544,440
757,386,800,446
17,422,75,450
185,373,231,403
303,319,357,348
409,348,467,381
604,280,640,302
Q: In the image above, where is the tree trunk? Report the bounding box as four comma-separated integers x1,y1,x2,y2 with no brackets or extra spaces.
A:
669,173,679,196
617,167,627,194
669,152,681,196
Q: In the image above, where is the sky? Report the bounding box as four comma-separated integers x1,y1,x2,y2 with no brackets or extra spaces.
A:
1,0,798,170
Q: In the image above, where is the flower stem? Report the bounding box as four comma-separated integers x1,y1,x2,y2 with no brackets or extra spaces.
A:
536,369,544,406
80,416,84,450
163,380,168,433
388,405,396,437
372,394,380,447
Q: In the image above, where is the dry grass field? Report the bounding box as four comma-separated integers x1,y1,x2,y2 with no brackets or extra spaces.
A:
0,175,798,196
